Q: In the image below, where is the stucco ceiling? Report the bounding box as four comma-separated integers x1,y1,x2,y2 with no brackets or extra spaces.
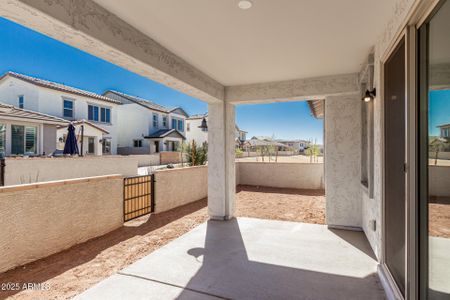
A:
93,0,394,86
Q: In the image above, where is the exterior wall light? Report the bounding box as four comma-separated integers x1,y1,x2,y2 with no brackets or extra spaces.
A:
198,118,208,130
238,0,253,10
363,88,376,102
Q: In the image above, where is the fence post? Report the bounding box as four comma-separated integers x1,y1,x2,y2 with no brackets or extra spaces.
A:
151,174,155,213
0,158,5,187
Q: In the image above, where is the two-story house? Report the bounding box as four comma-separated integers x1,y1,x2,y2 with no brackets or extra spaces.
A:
186,113,247,148
0,72,120,155
104,91,188,154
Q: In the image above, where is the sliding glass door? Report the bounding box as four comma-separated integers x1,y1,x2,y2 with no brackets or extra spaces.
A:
419,1,450,298
384,38,406,296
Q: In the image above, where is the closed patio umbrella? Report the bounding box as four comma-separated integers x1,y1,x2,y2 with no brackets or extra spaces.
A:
63,123,79,155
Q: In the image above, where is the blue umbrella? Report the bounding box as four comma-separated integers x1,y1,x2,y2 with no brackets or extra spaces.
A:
63,123,79,155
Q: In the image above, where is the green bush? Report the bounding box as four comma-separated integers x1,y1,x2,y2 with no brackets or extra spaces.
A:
186,140,208,166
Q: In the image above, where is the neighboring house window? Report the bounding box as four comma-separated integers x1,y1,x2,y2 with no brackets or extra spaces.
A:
172,118,177,129
100,107,111,123
88,105,110,123
0,124,5,156
88,137,95,154
177,119,184,131
102,139,111,154
18,95,24,109
162,116,167,128
134,139,143,147
63,99,74,118
11,125,37,155
88,105,99,122
153,114,159,128
187,123,190,132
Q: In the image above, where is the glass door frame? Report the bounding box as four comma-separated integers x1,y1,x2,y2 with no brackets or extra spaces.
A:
378,1,444,299
417,1,448,299
380,29,410,300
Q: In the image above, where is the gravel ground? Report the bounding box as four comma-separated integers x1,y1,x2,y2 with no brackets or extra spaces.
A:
429,197,450,238
0,185,324,300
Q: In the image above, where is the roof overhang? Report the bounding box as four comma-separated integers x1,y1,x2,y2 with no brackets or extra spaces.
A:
307,99,324,119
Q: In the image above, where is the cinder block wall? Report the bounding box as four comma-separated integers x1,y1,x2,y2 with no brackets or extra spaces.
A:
0,175,123,273
237,162,324,189
154,166,208,213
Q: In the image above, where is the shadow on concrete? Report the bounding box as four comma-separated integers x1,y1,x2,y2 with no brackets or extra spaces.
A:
329,228,377,260
177,219,384,300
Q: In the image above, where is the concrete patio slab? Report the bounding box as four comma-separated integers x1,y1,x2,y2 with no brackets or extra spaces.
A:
76,217,385,300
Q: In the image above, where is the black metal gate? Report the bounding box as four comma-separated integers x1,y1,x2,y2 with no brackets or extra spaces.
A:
0,158,5,187
123,174,154,222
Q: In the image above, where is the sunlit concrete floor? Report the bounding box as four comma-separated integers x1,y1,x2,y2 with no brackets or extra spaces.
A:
76,217,385,300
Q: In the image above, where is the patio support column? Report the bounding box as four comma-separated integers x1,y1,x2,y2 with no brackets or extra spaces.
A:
207,102,236,220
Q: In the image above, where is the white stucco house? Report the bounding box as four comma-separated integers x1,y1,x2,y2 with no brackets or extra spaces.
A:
56,120,109,156
186,113,247,147
0,102,68,156
0,72,120,155
276,139,310,152
104,90,188,154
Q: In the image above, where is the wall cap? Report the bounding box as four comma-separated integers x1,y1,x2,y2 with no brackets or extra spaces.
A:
0,174,123,194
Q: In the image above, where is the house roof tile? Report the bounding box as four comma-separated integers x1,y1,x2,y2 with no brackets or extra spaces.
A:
1,72,121,105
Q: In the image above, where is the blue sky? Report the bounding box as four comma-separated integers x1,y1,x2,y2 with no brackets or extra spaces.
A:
0,17,323,143
429,90,450,137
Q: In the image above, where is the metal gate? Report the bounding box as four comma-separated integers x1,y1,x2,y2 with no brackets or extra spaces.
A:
0,158,5,187
123,175,154,222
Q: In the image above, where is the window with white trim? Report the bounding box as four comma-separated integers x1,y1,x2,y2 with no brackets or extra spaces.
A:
153,113,159,128
63,99,74,118
18,95,24,109
88,104,111,123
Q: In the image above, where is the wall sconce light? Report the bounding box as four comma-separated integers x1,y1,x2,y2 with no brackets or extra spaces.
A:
363,88,376,102
99,139,104,144
198,118,208,130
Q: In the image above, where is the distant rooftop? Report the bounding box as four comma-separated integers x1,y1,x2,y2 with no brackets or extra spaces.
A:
0,71,120,105
187,113,207,120
105,90,188,117
0,102,69,125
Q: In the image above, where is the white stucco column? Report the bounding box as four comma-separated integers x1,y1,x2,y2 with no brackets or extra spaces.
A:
208,102,236,220
324,94,362,229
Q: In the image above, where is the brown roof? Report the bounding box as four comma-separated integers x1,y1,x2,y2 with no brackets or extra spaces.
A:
105,90,190,116
57,119,110,134
0,102,69,125
187,113,208,120
307,99,324,119
1,72,121,105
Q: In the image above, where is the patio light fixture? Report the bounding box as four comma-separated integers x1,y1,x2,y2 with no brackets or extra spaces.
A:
238,0,253,10
363,88,376,102
198,118,208,130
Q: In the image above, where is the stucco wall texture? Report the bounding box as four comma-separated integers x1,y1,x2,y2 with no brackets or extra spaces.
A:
0,175,123,273
237,162,324,190
154,166,208,213
5,156,138,186
154,163,325,214
325,94,362,229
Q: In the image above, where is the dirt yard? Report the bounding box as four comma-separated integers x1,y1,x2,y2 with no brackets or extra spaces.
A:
429,196,450,238
0,185,325,300
237,154,324,163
